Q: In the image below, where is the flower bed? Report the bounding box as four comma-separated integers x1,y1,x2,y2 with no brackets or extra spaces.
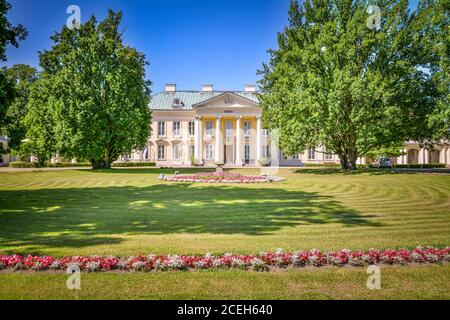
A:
168,172,269,183
1,247,448,273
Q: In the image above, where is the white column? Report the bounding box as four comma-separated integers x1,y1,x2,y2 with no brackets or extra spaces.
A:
183,122,190,165
194,116,202,164
447,147,450,165
424,149,430,164
215,116,222,163
439,147,446,164
419,148,425,164
256,116,262,165
235,116,242,166
403,148,407,164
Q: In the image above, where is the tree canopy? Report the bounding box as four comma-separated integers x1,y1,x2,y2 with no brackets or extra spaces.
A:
0,0,27,155
258,0,449,169
1,64,37,153
26,10,152,168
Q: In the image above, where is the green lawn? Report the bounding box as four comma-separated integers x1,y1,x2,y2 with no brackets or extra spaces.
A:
0,168,449,299
1,265,449,300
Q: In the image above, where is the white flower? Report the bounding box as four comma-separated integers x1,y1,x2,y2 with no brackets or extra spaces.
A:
194,260,207,269
231,258,246,269
349,257,365,266
425,253,439,263
362,255,373,264
131,261,146,271
31,262,43,270
251,258,268,271
117,259,128,270
167,255,186,270
48,261,61,270
212,258,224,268
154,259,166,271
86,261,101,272
393,256,406,265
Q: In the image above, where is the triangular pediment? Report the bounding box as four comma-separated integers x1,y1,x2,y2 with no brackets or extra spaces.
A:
192,92,258,109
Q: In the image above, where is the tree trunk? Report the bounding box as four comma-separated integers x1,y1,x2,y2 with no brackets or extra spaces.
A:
338,153,357,170
91,159,112,169
347,150,358,171
339,154,349,170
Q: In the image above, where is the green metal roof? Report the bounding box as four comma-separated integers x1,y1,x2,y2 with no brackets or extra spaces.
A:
149,91,259,111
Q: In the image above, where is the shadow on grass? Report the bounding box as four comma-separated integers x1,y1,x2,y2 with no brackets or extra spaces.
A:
0,184,382,253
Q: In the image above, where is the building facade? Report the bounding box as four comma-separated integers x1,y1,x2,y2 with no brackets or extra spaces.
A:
123,84,450,167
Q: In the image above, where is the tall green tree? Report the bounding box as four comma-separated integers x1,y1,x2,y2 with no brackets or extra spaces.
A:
258,0,448,169
23,75,56,166
29,10,151,169
417,0,450,145
1,64,37,153
0,0,27,154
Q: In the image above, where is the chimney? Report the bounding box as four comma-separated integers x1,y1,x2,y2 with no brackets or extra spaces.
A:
244,84,256,92
202,84,213,92
165,84,176,92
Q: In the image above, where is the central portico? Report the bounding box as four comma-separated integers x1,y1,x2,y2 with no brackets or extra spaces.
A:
192,92,263,166
148,84,268,167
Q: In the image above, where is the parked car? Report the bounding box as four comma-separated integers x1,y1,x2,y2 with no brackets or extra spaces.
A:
375,157,393,168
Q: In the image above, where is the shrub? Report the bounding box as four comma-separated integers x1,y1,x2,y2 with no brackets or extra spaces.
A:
45,162,91,168
9,161,40,168
303,163,341,168
393,163,446,169
112,162,156,167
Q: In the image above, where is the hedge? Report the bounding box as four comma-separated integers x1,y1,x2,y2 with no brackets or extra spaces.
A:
9,161,40,168
112,162,156,167
392,163,446,169
45,162,91,168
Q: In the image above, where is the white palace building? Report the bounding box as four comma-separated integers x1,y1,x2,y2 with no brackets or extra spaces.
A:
121,84,450,167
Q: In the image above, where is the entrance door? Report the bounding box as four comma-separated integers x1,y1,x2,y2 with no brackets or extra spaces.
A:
224,145,234,164
244,144,250,165
224,120,234,164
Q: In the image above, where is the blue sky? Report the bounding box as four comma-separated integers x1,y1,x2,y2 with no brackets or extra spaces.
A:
4,0,291,93
4,0,418,93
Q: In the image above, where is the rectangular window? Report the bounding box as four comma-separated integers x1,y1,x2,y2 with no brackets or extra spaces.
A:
173,121,181,137
173,143,181,160
308,148,316,160
205,121,213,136
205,144,213,160
262,129,269,137
325,153,333,160
158,121,165,137
244,121,251,137
188,122,195,136
157,145,165,160
293,154,299,160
